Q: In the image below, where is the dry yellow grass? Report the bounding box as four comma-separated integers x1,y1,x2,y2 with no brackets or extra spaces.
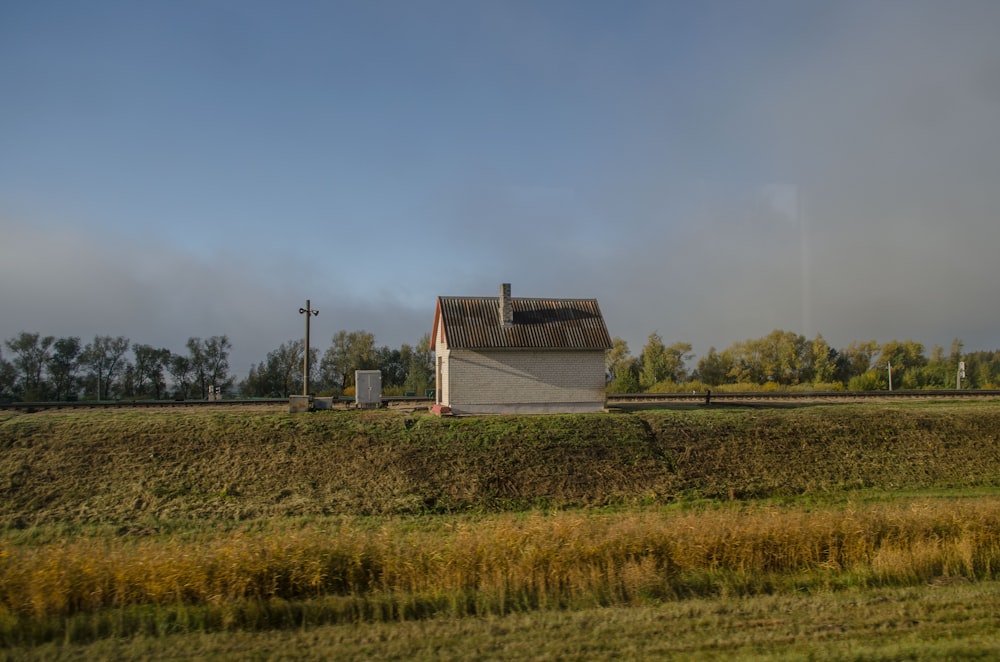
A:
2,497,998,636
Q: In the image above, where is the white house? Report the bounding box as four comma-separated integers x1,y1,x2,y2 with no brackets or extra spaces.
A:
430,283,613,414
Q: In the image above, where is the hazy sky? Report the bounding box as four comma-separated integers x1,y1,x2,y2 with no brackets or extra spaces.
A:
3,0,999,378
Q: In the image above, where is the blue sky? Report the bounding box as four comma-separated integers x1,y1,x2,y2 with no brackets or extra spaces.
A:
3,1,1000,378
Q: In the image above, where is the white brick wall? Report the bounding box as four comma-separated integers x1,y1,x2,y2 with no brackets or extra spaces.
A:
437,351,449,405
435,320,449,405
441,348,606,414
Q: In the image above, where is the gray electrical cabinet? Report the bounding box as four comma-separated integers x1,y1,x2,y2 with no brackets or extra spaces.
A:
355,370,382,408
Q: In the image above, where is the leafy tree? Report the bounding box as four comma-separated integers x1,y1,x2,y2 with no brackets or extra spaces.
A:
80,336,131,399
604,337,639,393
185,337,208,397
949,338,965,367
809,334,837,385
47,336,82,401
724,339,759,384
168,354,194,399
916,339,968,390
666,341,694,383
848,370,885,391
240,364,265,398
719,330,809,386
694,347,730,387
241,340,313,397
187,336,233,399
836,340,879,385
374,346,407,388
914,344,950,389
638,333,691,389
760,329,808,386
608,364,640,393
120,364,138,399
4,332,55,400
319,330,376,392
131,344,172,399
605,337,633,382
963,350,1000,388
877,340,926,390
639,333,668,389
0,348,16,401
404,334,434,396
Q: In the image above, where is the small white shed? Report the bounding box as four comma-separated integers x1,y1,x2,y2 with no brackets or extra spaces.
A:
430,283,613,415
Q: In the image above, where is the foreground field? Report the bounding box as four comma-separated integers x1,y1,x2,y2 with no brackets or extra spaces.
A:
2,401,999,657
7,580,1000,661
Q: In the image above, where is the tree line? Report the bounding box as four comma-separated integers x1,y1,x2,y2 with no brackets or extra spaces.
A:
606,330,1000,392
0,333,234,402
239,331,434,398
4,327,999,403
0,330,434,402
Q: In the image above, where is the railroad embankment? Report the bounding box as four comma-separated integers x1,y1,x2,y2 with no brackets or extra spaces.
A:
2,402,999,526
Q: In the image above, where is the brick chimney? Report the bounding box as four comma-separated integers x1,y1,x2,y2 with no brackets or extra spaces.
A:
499,283,514,327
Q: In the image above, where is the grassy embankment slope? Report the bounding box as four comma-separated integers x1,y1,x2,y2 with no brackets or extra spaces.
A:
3,402,1000,524
2,401,1000,659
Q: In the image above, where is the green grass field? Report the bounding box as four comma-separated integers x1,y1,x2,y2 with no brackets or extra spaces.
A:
7,580,1000,661
2,401,999,659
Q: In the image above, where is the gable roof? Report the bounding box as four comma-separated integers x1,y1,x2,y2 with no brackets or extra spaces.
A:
432,295,613,351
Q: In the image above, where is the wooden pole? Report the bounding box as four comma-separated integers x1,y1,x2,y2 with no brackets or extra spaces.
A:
299,300,318,396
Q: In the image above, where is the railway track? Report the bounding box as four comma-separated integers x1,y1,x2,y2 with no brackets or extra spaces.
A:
609,389,1000,404
2,390,998,412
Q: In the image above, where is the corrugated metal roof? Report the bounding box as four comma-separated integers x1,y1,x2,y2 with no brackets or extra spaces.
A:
437,296,613,350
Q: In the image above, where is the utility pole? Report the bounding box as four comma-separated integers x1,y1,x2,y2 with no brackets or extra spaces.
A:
958,361,966,390
299,300,318,396
887,360,893,392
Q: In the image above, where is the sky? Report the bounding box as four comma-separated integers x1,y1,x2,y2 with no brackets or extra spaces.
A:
3,0,1000,379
